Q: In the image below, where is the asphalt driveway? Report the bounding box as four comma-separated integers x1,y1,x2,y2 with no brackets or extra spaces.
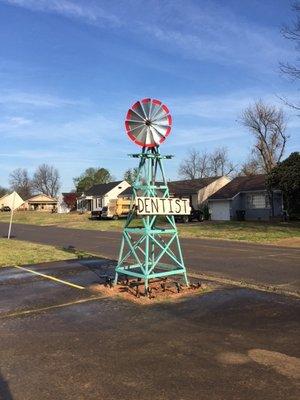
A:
0,222,299,295
0,258,299,400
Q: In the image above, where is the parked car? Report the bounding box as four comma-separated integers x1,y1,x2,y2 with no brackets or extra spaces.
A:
175,206,203,223
0,206,11,212
91,210,102,219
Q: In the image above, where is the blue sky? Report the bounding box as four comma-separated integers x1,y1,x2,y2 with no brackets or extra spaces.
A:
0,0,299,192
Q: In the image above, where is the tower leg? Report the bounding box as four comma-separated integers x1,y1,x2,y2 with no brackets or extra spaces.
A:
144,277,149,293
174,233,189,286
183,270,189,287
114,272,119,286
114,235,125,285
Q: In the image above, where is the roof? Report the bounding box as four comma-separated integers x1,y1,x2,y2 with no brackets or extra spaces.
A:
168,177,221,196
85,181,123,196
27,194,57,203
62,192,78,196
118,177,221,197
118,186,133,197
209,175,267,200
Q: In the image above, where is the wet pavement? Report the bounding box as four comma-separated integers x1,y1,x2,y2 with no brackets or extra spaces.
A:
0,222,299,295
0,259,300,399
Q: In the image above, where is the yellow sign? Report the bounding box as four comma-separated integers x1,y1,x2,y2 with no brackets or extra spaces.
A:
136,197,190,215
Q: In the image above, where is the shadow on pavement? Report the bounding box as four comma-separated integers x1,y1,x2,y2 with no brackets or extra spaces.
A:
0,370,14,400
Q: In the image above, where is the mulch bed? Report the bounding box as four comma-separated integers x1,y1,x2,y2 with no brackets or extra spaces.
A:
88,276,213,304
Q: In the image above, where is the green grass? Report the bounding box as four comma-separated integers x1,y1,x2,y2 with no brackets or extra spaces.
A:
177,221,300,244
0,239,77,267
0,211,124,231
0,211,299,245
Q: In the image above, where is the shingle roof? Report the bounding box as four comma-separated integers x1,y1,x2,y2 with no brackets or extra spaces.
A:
117,177,221,198
85,181,123,196
168,177,220,196
209,175,267,200
118,186,133,197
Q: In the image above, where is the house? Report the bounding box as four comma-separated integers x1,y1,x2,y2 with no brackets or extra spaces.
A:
19,194,58,212
208,174,283,221
168,176,231,208
0,193,10,209
117,186,133,200
57,192,78,213
117,177,231,209
57,194,70,214
77,180,130,213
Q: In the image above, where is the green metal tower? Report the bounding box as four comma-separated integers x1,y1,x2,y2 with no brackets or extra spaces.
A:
114,146,189,290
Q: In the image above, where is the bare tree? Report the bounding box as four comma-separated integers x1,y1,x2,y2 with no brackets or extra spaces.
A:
280,2,300,109
123,168,139,184
178,149,210,179
0,186,8,198
32,164,60,197
240,156,264,176
208,147,235,176
241,101,289,174
281,2,300,80
9,168,32,199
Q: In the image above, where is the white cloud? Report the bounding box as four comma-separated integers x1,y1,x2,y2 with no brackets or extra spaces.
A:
2,0,120,26
8,116,31,126
0,91,87,108
167,90,300,121
0,116,32,131
170,126,241,147
134,0,295,73
1,0,294,72
0,111,122,148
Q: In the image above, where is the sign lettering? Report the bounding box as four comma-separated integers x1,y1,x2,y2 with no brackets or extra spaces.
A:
136,197,191,215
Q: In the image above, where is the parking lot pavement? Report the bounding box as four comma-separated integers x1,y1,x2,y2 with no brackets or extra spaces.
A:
0,259,300,400
0,222,299,294
0,259,115,317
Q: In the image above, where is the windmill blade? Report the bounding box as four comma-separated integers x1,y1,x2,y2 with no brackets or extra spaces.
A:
129,106,146,121
150,103,163,120
132,101,147,119
135,125,148,143
150,126,164,144
140,98,152,119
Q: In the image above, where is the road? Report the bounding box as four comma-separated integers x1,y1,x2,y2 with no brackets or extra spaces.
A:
1,222,299,294
0,258,299,400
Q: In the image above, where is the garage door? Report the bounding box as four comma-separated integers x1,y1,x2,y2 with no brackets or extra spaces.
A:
210,201,230,221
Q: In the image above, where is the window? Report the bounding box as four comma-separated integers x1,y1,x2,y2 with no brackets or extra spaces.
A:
97,198,103,208
246,193,270,209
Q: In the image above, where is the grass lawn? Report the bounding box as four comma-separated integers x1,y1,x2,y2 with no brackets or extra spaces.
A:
0,211,299,245
177,221,300,245
0,211,123,231
0,239,77,267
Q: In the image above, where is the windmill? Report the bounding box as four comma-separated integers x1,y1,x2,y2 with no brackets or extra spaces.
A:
114,98,189,292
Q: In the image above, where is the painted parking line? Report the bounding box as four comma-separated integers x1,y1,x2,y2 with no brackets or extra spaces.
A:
10,265,85,290
0,295,109,319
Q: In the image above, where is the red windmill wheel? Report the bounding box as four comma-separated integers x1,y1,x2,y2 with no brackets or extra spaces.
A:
125,98,172,148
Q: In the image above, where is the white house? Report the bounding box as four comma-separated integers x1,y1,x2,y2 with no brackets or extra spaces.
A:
168,176,231,209
77,180,131,215
57,194,70,214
